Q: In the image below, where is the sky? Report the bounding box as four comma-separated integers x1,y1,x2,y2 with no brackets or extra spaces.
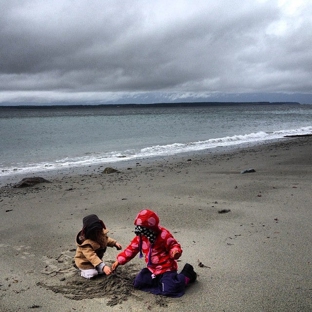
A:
1,0,312,105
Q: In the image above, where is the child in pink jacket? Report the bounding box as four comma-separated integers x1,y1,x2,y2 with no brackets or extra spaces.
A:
112,209,196,297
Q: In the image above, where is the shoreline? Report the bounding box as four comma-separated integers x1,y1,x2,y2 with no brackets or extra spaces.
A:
1,136,312,311
0,136,296,188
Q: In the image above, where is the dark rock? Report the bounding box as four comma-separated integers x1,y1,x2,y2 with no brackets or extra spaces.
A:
13,177,51,188
102,167,120,174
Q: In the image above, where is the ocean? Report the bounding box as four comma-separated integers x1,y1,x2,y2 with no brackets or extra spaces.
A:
0,103,311,186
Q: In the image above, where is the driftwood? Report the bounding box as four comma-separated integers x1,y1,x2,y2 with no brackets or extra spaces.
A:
240,168,256,174
218,209,231,214
284,134,312,137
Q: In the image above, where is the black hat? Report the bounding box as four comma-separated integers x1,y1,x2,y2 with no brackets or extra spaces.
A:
82,214,105,238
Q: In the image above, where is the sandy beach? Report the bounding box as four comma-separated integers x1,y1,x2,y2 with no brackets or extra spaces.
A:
1,136,312,312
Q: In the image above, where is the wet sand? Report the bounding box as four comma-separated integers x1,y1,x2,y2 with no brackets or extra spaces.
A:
1,137,312,311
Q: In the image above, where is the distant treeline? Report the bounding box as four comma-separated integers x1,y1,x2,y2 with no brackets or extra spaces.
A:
0,101,301,109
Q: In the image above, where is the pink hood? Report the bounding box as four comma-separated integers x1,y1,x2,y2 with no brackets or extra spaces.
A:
134,209,160,232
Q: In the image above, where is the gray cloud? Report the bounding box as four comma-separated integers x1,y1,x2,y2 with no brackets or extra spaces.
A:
0,0,312,104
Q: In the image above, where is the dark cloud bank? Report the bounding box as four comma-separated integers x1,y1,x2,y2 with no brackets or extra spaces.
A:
0,0,312,105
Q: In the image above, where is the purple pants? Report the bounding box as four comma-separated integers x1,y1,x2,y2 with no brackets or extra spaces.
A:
133,268,186,297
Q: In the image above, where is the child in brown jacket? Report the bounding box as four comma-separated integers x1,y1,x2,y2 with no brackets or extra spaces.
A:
75,214,122,279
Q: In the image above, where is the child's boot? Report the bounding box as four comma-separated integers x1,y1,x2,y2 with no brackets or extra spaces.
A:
181,263,197,284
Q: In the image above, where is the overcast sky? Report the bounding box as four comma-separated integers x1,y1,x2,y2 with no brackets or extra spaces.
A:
1,0,312,105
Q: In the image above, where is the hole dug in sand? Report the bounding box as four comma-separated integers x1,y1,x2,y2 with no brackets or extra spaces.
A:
39,262,138,306
37,251,170,307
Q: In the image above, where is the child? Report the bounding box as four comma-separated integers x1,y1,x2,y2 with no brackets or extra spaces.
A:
75,214,122,279
112,209,196,297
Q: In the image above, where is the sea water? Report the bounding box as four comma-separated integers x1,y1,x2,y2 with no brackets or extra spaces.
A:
0,104,311,185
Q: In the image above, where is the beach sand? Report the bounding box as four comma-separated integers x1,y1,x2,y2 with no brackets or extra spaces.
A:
1,137,312,312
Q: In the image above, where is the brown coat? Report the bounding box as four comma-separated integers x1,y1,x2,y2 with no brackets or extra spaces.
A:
75,228,117,270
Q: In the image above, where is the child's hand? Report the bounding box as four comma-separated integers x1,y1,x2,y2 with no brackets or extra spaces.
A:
115,242,122,250
103,265,112,275
171,250,182,260
111,260,119,272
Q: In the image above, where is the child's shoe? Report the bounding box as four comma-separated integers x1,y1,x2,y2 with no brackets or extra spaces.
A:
181,263,197,283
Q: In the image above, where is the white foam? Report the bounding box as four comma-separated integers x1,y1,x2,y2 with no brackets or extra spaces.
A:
1,126,311,178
